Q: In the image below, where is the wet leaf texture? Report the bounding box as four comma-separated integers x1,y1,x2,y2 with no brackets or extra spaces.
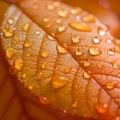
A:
1,0,120,119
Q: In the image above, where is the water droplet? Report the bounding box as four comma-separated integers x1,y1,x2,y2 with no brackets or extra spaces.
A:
46,34,54,40
83,72,90,79
35,30,41,35
14,58,24,70
106,38,112,44
24,41,32,48
72,101,78,108
97,63,103,68
105,81,116,90
47,4,55,10
41,63,46,69
7,18,14,25
22,23,30,32
38,96,50,104
92,37,101,44
71,36,80,44
83,61,91,67
113,39,120,47
107,48,115,55
82,14,95,22
98,27,106,36
69,22,91,32
2,28,14,38
37,72,43,80
52,75,69,89
64,66,71,74
75,48,83,56
58,25,66,32
46,22,53,28
41,51,49,58
32,3,39,10
58,9,69,18
22,73,27,78
88,47,101,56
56,18,63,24
43,17,49,22
6,47,16,59
56,45,67,54
28,85,33,90
70,7,82,15
112,63,120,70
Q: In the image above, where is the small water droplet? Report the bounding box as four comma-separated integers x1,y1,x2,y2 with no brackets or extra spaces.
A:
6,47,16,59
22,23,30,32
41,51,49,58
56,18,63,24
58,25,66,32
52,75,69,89
46,22,53,28
41,63,46,69
75,48,83,56
70,7,82,15
95,103,108,114
14,58,24,70
58,9,69,18
22,73,27,78
64,66,71,74
28,85,33,90
37,72,43,80
46,34,54,40
71,36,80,44
106,38,112,44
88,47,101,56
97,63,103,68
92,37,101,44
83,72,90,79
107,48,115,55
72,101,78,108
82,14,95,22
47,4,55,10
43,17,49,22
56,45,67,54
112,63,120,70
38,96,50,104
2,28,14,38
98,27,106,36
7,18,14,25
69,22,91,32
113,39,120,47
106,81,116,90
83,61,91,67
24,41,32,48
35,30,41,35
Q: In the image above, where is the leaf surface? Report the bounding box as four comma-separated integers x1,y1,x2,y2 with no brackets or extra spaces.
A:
1,0,120,119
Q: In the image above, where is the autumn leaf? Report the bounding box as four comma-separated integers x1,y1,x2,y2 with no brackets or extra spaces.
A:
1,0,120,120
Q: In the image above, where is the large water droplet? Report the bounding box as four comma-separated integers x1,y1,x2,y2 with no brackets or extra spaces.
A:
64,66,71,74
2,28,14,38
52,75,69,89
107,48,115,55
105,81,116,90
69,22,91,32
71,36,80,44
6,47,16,59
58,9,69,18
75,48,83,56
82,14,95,22
92,37,101,44
7,18,14,25
58,25,66,32
24,41,33,48
70,7,82,15
41,51,49,58
22,23,30,32
56,45,67,54
38,96,50,105
14,58,24,70
88,47,101,56
95,103,108,114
